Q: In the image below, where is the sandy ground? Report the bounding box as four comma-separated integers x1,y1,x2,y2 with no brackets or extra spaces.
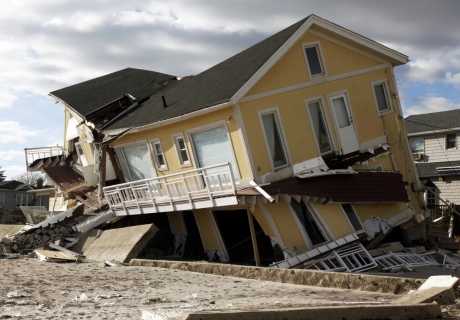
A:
0,256,399,320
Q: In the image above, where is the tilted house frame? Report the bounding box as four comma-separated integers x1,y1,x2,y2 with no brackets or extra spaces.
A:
33,15,425,265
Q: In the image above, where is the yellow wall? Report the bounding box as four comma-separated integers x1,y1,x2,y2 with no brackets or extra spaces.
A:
352,203,409,222
312,203,353,239
247,32,382,96
167,212,187,236
252,205,275,239
111,107,251,180
267,199,308,253
240,69,392,175
193,209,221,251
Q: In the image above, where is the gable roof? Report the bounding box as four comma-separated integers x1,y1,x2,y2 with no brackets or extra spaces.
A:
405,109,460,135
416,160,460,178
0,180,33,191
49,68,175,117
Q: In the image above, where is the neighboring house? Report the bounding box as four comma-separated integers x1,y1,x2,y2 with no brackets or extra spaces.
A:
0,180,50,223
405,109,460,219
27,15,424,265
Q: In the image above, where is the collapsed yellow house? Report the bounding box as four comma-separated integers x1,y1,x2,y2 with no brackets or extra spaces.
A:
27,15,426,266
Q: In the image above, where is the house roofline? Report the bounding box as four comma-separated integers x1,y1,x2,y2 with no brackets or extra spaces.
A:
231,15,408,104
103,100,233,137
407,127,460,137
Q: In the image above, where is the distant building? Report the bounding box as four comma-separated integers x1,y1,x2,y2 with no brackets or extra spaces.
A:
405,109,460,219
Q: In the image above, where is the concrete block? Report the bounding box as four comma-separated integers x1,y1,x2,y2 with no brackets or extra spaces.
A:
184,303,441,320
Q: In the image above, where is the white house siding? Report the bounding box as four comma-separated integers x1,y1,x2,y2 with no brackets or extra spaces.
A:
421,133,460,163
433,177,460,205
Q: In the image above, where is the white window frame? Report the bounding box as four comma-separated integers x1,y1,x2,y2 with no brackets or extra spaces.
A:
258,107,291,171
186,120,240,180
305,96,334,155
74,142,89,166
149,138,168,171
172,133,192,168
115,141,157,182
410,138,425,154
446,133,457,150
340,204,365,234
15,194,34,208
289,196,332,248
371,79,393,115
302,41,327,80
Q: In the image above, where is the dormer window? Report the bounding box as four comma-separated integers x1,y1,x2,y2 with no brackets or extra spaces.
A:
303,43,325,77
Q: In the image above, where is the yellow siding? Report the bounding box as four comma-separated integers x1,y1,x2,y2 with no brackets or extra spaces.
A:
167,212,187,236
240,69,392,175
193,209,221,251
247,32,382,96
312,203,353,239
252,205,275,239
111,107,251,180
267,200,308,253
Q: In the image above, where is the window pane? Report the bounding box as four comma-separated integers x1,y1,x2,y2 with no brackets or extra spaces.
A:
331,97,350,128
262,113,288,168
410,139,424,152
122,144,156,181
177,137,189,163
291,199,327,245
308,101,332,154
342,204,364,232
191,125,238,180
154,143,165,166
374,83,389,112
305,46,323,75
446,133,456,149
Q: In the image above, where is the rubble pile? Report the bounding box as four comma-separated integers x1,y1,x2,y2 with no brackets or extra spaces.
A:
0,204,85,255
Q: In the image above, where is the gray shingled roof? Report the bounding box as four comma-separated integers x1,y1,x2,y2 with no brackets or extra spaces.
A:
102,16,309,131
0,180,32,191
50,68,175,117
416,160,460,178
405,109,460,135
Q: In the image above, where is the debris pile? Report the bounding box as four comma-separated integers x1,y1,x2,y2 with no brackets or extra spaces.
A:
0,205,84,254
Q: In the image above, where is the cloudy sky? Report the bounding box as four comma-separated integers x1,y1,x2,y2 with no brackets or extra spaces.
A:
1,0,459,179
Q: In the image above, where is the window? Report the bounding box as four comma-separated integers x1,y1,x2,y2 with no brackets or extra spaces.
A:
307,99,332,154
372,81,392,114
426,186,437,208
151,139,167,170
290,199,328,246
15,194,35,207
260,111,289,170
446,133,456,150
304,45,324,76
75,142,88,166
341,204,364,233
410,138,424,153
189,124,239,180
173,134,191,167
0,193,4,207
121,143,156,181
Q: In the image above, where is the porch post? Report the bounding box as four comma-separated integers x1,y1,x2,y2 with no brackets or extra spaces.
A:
247,209,261,266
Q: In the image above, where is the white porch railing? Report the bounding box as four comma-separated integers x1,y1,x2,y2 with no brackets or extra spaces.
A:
103,163,237,215
25,146,65,171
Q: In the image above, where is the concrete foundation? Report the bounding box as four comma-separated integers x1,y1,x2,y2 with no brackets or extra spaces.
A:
130,259,425,294
183,303,442,320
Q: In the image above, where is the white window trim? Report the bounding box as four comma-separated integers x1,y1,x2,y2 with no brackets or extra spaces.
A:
410,137,425,154
446,133,457,151
185,120,240,180
149,138,168,171
172,133,193,168
74,142,89,166
115,140,157,182
15,194,34,208
302,41,328,82
304,96,335,155
258,107,291,171
288,196,332,249
371,79,393,116
340,204,365,234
